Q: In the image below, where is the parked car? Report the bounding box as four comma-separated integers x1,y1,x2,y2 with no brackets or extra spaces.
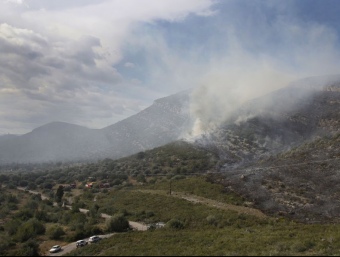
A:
88,235,101,243
76,240,88,248
49,245,62,253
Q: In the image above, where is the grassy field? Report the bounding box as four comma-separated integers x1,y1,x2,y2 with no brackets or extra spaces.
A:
66,176,340,256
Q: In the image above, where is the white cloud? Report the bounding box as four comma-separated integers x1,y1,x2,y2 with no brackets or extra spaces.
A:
1,0,340,137
0,0,216,134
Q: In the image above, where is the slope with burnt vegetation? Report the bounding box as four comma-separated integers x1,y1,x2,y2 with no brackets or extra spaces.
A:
211,132,340,223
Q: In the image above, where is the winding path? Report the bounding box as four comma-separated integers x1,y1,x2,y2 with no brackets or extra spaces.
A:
138,189,267,219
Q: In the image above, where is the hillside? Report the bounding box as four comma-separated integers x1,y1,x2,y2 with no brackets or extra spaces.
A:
0,134,18,143
197,78,340,223
212,132,340,223
0,90,191,164
194,77,340,169
0,85,339,255
0,75,338,167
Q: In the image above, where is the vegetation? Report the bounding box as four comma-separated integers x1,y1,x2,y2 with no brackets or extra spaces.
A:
0,186,106,256
67,223,340,256
0,133,339,255
106,214,130,233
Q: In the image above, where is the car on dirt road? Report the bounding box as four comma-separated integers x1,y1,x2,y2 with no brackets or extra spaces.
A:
76,240,88,248
88,235,101,243
49,245,62,253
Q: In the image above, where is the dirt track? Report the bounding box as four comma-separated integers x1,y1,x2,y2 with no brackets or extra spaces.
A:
138,189,267,219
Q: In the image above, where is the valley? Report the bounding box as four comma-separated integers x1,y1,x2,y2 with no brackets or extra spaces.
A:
0,76,339,255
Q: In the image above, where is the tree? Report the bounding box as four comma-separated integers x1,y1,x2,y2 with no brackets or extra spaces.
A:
106,214,130,232
15,239,40,256
34,210,49,222
16,218,45,242
16,224,34,242
137,151,146,159
55,185,64,203
0,174,9,183
5,219,21,236
47,225,65,240
19,180,29,187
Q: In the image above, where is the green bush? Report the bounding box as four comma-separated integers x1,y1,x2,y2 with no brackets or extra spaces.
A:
15,218,45,242
206,215,218,226
106,214,130,232
13,239,39,256
4,219,21,236
166,219,185,230
47,225,65,240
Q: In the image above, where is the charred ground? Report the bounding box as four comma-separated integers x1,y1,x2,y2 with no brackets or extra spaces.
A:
201,81,340,223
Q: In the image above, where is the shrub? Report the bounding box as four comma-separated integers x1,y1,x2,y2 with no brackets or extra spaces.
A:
4,219,21,236
206,215,218,226
106,214,130,233
47,225,65,240
16,222,36,242
166,219,185,230
14,239,39,256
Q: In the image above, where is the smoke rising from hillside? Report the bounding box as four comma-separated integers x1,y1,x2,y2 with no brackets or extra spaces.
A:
187,61,296,138
179,5,340,140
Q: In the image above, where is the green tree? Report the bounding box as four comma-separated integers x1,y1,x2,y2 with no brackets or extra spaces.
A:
16,218,45,242
106,214,130,232
0,174,9,183
15,239,40,256
13,208,34,221
5,219,21,236
166,219,184,229
47,225,65,240
34,209,49,222
55,185,64,203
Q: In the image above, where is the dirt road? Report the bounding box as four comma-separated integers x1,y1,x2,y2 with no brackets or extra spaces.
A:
48,234,115,256
138,189,267,219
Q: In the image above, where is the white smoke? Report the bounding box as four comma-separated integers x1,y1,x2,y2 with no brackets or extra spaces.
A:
185,55,297,139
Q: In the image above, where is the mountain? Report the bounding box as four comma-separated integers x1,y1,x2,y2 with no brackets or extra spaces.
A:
0,75,339,166
0,134,19,143
0,122,101,163
98,90,191,158
0,90,191,164
0,74,339,222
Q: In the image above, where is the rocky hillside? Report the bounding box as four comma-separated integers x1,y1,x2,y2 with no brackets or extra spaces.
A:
97,89,191,159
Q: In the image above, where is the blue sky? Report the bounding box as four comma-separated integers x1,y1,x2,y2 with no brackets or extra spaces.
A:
0,0,340,134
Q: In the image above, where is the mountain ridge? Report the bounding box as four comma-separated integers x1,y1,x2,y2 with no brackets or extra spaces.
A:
0,75,339,165
0,90,192,164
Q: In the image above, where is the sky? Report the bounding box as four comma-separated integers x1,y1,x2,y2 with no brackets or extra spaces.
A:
1,0,340,134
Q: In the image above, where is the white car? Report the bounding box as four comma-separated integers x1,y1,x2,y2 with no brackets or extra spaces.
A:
49,245,62,253
76,240,88,248
88,235,101,243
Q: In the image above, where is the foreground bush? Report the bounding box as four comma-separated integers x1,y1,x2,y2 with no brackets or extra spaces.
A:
106,214,130,232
